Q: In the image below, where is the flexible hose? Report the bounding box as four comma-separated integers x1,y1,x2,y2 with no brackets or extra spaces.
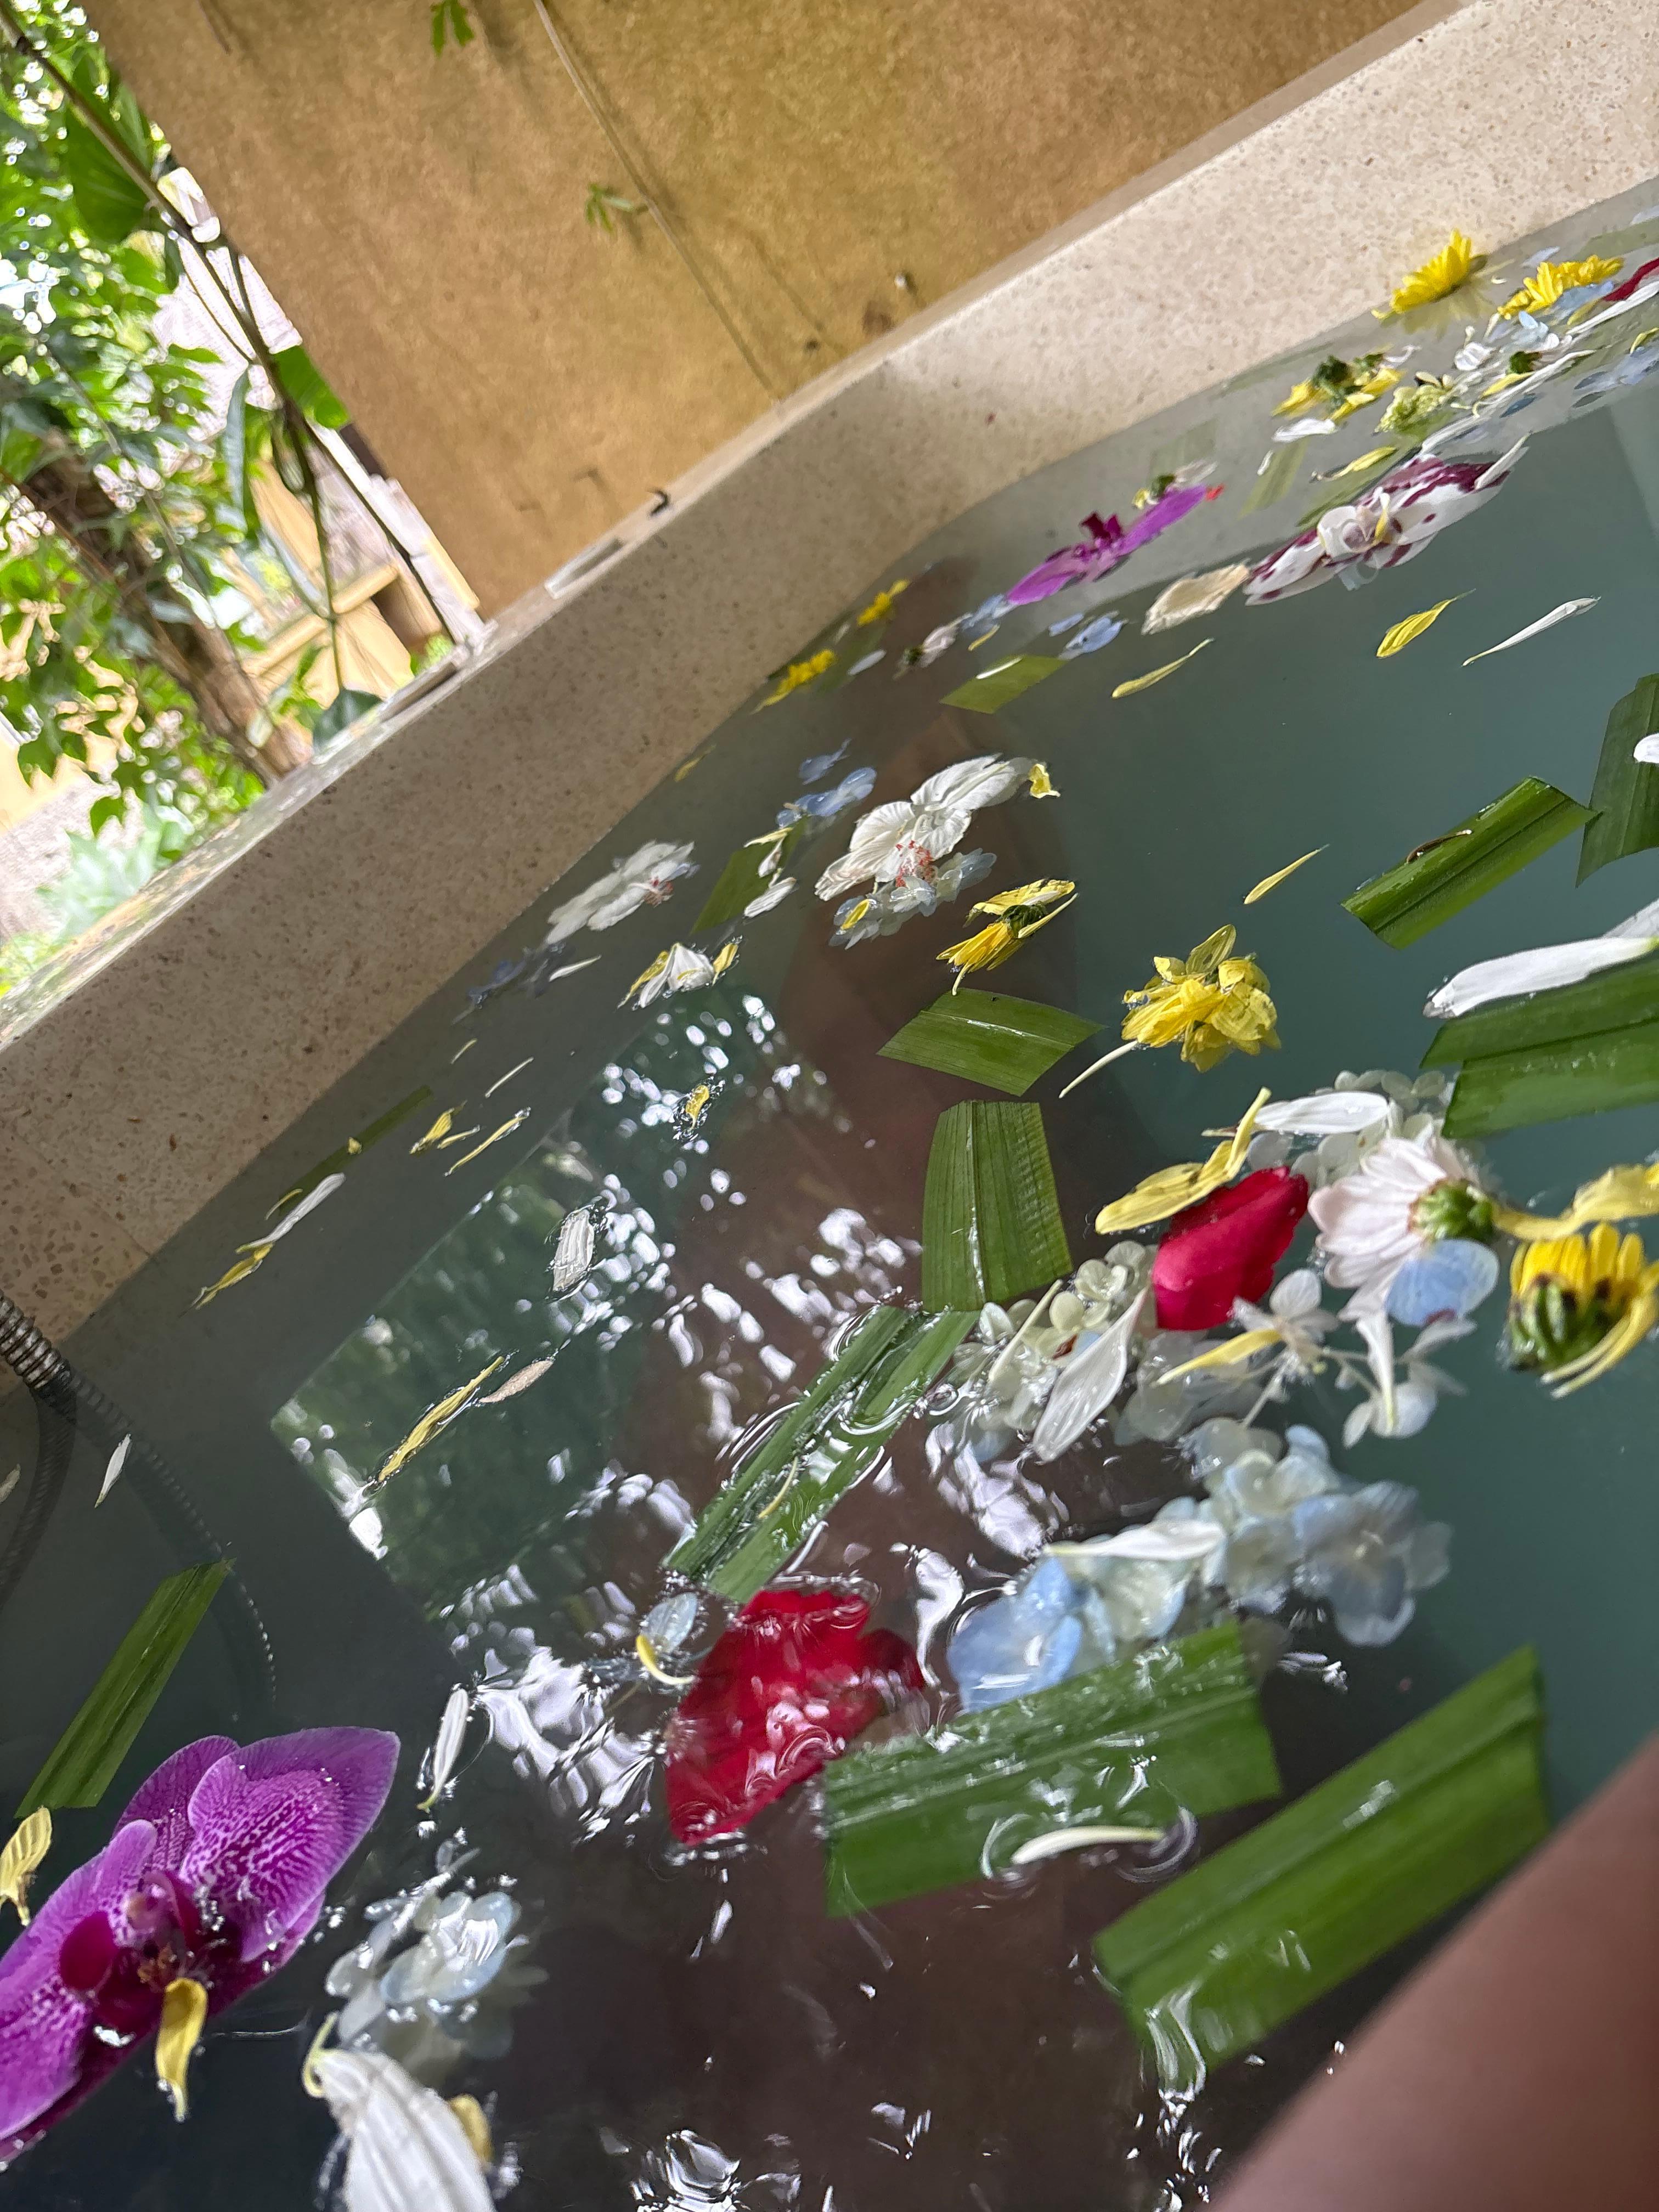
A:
0,1286,276,1711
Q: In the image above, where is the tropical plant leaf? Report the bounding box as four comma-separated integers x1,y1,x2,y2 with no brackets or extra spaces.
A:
1576,674,1659,884
921,1102,1071,1310
667,1305,974,1601
312,688,383,750
1239,445,1303,515
880,990,1100,1096
1422,946,1659,1068
271,343,351,430
60,65,155,247
822,1623,1279,1915
694,821,805,932
1344,777,1593,948
942,656,1063,714
1093,1646,1547,2090
17,1564,230,1815
1443,1019,1659,1137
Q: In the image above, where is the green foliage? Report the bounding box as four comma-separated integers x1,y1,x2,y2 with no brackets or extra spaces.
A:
36,809,190,940
270,342,351,431
0,1,270,967
430,0,476,53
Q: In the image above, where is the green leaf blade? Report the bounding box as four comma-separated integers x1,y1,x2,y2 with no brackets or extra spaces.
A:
1576,674,1659,883
942,656,1063,714
823,1623,1279,1915
921,1102,1071,1310
272,343,351,430
19,1562,230,1815
1421,946,1659,1068
1093,1647,1547,2089
1344,778,1593,948
1443,1019,1659,1136
881,990,1100,1095
667,1305,972,1601
693,821,805,932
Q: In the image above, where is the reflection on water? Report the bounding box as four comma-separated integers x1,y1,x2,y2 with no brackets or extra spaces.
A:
7,182,1659,2209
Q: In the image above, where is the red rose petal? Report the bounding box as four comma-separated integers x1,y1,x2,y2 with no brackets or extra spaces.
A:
664,1588,923,1844
1152,1167,1310,1332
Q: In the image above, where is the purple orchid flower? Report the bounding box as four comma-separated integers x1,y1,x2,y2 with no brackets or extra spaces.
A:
1005,482,1217,606
1245,440,1527,604
0,1727,397,2157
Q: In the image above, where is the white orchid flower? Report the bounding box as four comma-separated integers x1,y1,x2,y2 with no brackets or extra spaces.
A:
544,839,695,946
1424,932,1658,1019
815,754,1046,901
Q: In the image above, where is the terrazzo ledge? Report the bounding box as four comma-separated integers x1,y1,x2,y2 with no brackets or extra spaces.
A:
3,0,1657,1338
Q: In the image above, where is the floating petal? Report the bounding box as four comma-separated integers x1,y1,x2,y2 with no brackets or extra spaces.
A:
0,1808,50,1925
476,1356,555,1405
309,2045,495,2212
155,1977,208,2121
551,1206,599,1293
444,1110,530,1174
94,1434,131,1508
1244,847,1326,904
421,1686,471,1810
1112,639,1211,696
1142,566,1250,634
1376,596,1465,658
1385,1239,1501,1326
374,1361,503,1486
1462,597,1598,664
1093,1090,1272,1235
1424,933,1658,1019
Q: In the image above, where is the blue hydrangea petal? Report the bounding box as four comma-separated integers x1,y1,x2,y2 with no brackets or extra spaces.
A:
1385,1238,1499,1326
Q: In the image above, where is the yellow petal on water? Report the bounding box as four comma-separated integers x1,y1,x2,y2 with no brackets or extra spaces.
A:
451,1039,476,1062
856,580,909,627
1311,444,1396,483
1160,1329,1284,1383
674,752,707,781
1376,596,1466,658
374,1359,504,1486
682,1083,712,1128
625,949,670,1002
1093,1088,1271,1234
1027,760,1059,798
712,939,740,977
436,1126,480,1148
635,1632,695,1687
1244,847,1327,905
156,1977,208,2121
192,1244,274,1308
836,897,872,936
447,2094,494,2167
1111,639,1211,697
1495,1163,1659,1242
410,1108,456,1155
445,1110,531,1175
0,1808,50,1926
967,624,1000,650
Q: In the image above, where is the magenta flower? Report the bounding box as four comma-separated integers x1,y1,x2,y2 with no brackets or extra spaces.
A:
0,1728,397,2157
1006,482,1217,606
1245,440,1526,604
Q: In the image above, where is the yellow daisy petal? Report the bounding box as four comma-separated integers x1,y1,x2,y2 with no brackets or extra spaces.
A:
1376,596,1466,658
1244,847,1326,904
1092,1088,1271,1234
156,1978,209,2121
1,1809,50,1926
1112,639,1211,697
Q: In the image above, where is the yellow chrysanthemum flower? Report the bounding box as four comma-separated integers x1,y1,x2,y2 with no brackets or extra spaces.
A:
1379,230,1485,316
763,648,836,704
1120,924,1280,1073
1505,1223,1659,1395
856,581,909,627
938,878,1076,992
1497,254,1623,319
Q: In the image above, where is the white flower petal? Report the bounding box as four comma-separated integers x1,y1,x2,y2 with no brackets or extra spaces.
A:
311,2048,493,2212
551,1207,599,1293
1256,1092,1392,1137
1031,1293,1148,1462
1424,933,1655,1019
423,1686,470,1807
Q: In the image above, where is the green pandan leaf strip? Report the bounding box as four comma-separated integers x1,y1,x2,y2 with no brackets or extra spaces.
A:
1344,778,1593,948
18,1563,230,1816
1576,674,1659,884
1443,1019,1659,1136
1094,1646,1547,2091
1422,946,1659,1067
880,991,1101,1096
921,1101,1071,1311
667,1305,972,1599
822,1623,1279,1916
694,819,808,932
942,655,1064,714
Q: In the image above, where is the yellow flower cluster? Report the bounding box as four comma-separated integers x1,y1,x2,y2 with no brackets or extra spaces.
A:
1379,230,1485,316
763,648,836,704
856,580,909,627
938,878,1075,991
1508,1224,1659,1396
1497,255,1623,320
1121,924,1279,1073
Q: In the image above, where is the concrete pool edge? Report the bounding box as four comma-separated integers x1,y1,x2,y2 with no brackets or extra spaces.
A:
3,0,1657,1338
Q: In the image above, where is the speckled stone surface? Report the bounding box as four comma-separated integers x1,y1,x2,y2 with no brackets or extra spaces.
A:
3,0,1656,1333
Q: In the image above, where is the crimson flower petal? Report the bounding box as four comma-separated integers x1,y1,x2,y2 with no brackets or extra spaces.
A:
1153,1167,1310,1331
665,1589,922,1844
